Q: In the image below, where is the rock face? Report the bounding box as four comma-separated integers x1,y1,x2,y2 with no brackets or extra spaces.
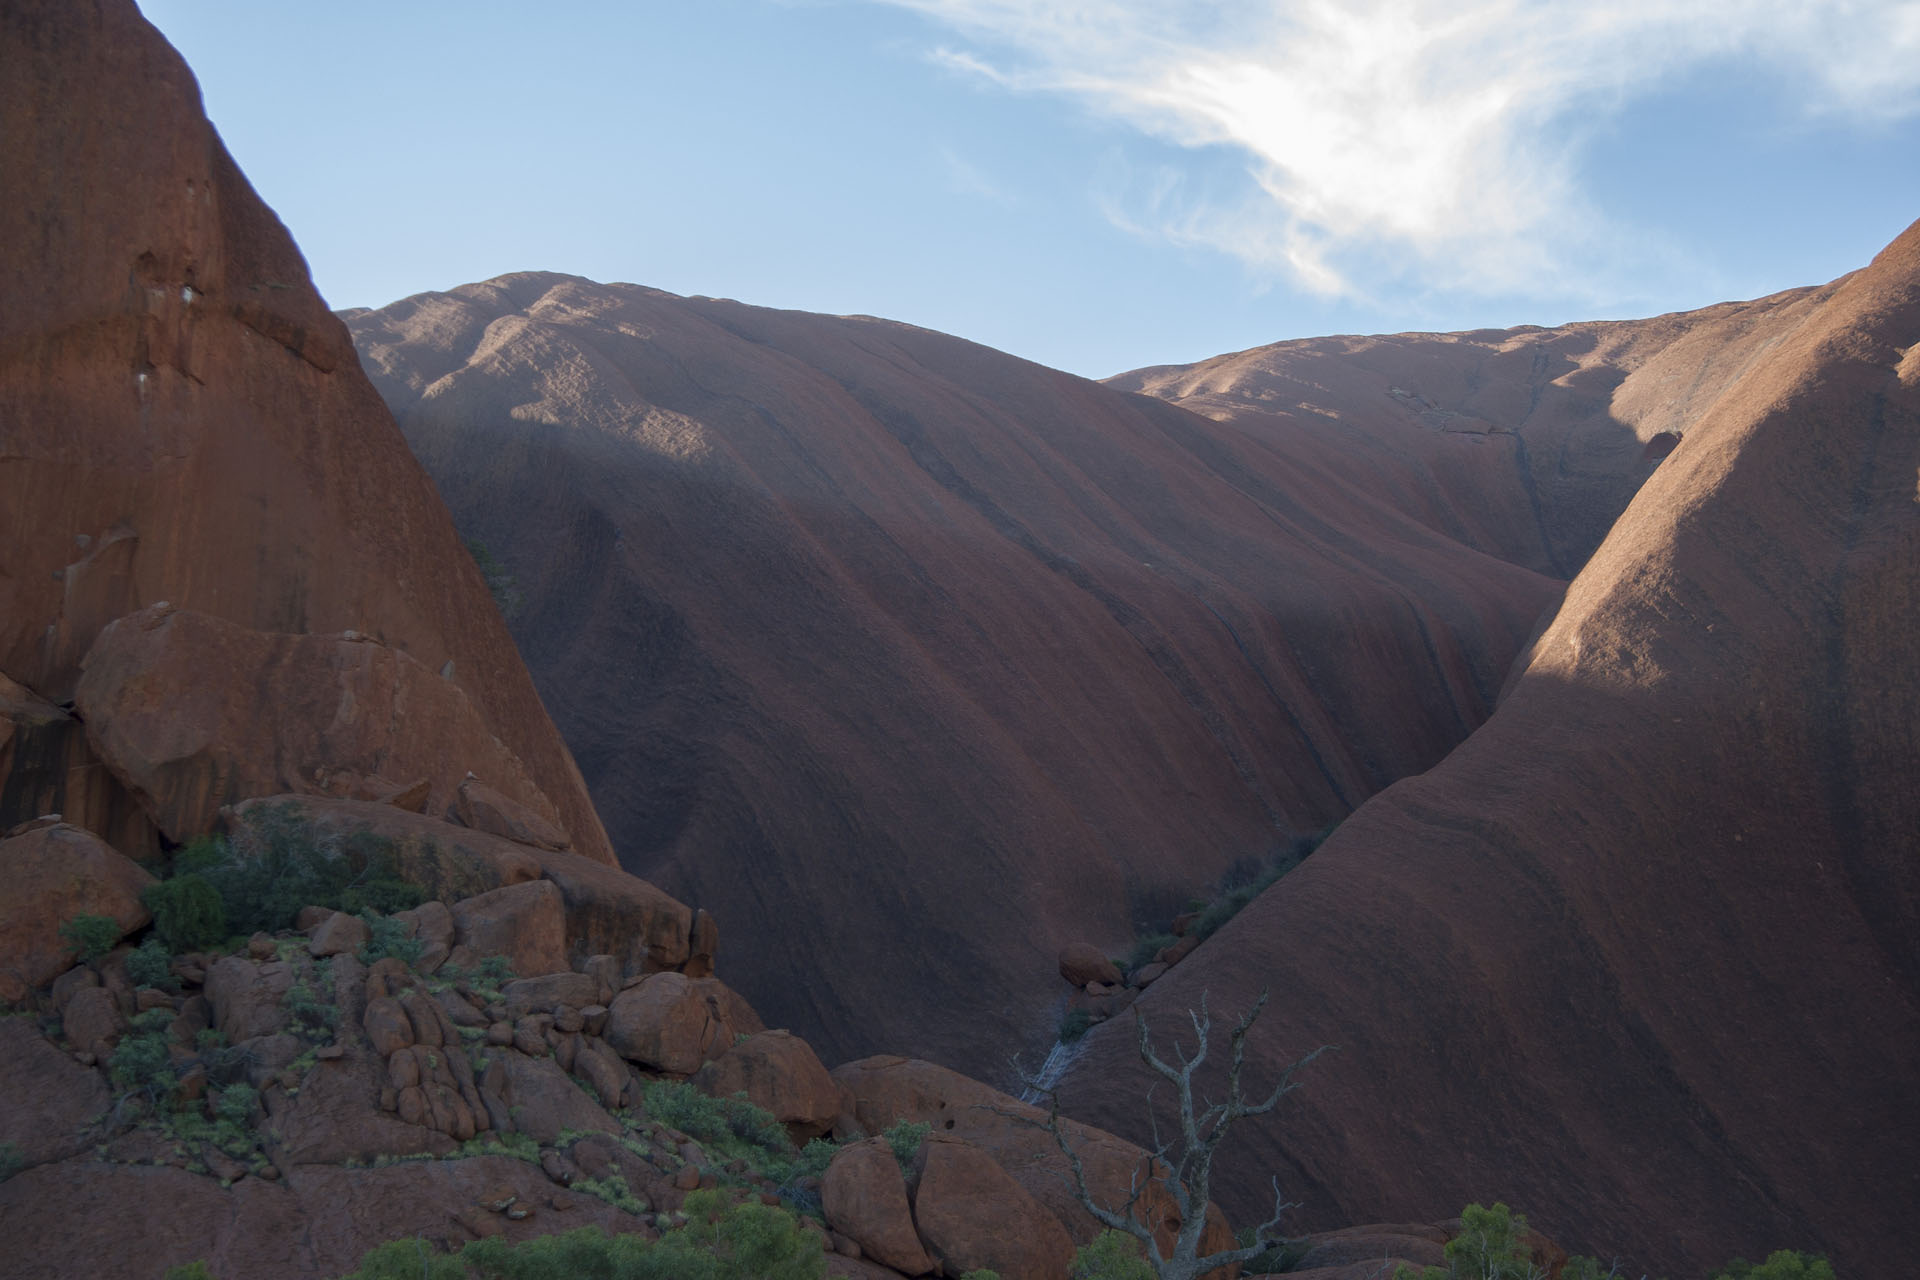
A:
0,823,154,1002
348,273,1577,1072
1064,219,1920,1280
0,0,611,865
75,606,571,846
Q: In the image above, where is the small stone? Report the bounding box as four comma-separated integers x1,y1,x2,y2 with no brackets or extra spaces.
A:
486,1021,513,1046
672,1164,701,1191
247,933,277,961
553,1005,584,1034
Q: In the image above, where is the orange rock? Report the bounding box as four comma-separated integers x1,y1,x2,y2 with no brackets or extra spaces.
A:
456,776,569,851
690,1029,840,1141
910,1135,1075,1280
603,972,758,1074
75,607,568,847
449,880,567,978
821,1137,933,1276
0,822,154,1002
1058,943,1123,989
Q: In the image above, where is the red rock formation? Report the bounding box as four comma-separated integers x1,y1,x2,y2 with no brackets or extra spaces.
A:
1063,219,1920,1280
0,0,610,864
348,274,1568,1073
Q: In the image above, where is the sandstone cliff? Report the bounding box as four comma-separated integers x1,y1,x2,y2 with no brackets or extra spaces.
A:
1064,219,1920,1280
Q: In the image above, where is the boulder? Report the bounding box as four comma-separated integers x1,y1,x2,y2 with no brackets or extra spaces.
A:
603,972,760,1074
455,776,569,851
492,1051,621,1146
0,1017,110,1166
690,1029,840,1141
449,880,567,978
502,972,600,1022
73,607,571,849
834,1055,1236,1259
60,985,125,1060
394,900,455,952
532,846,693,977
1058,943,1123,989
201,955,293,1042
821,1137,933,1276
0,674,159,859
0,823,154,1002
307,911,370,958
910,1135,1075,1280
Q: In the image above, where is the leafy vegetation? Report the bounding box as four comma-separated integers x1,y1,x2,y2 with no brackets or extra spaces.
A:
124,936,179,990
1395,1203,1538,1280
1059,1007,1094,1042
882,1118,929,1170
1073,1229,1155,1280
643,1081,792,1167
58,913,120,963
142,872,228,952
0,1141,24,1183
162,1264,215,1280
356,911,424,968
466,539,524,618
1711,1251,1837,1280
339,1191,824,1279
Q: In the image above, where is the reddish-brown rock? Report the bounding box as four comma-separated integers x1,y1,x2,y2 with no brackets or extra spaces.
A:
449,880,567,978
911,1135,1075,1280
1067,221,1920,1280
456,776,569,851
690,1029,841,1141
1058,943,1123,990
0,823,154,1002
202,955,292,1042
74,607,568,847
821,1137,933,1276
0,674,158,859
833,1055,1235,1260
0,0,611,866
603,972,759,1074
348,274,1566,1072
60,985,125,1060
0,1019,109,1168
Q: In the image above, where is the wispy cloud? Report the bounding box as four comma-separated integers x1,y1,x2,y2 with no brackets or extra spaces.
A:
877,0,1920,300
938,144,1020,205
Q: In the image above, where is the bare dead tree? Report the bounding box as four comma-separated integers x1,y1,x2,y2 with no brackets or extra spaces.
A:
1024,989,1330,1280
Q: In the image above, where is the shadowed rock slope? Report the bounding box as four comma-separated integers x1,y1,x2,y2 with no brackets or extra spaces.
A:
1064,219,1920,1280
0,0,610,863
349,277,1576,1075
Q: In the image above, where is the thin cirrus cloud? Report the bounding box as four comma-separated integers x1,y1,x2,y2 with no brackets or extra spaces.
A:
875,0,1920,303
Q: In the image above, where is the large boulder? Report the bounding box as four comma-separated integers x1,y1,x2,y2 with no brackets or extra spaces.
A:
448,880,567,978
910,1135,1075,1280
0,1018,109,1167
833,1055,1236,1260
603,972,762,1074
74,607,569,848
689,1029,840,1141
821,1137,933,1276
201,955,294,1042
0,823,154,1002
0,673,158,859
1058,943,1123,989
455,777,568,851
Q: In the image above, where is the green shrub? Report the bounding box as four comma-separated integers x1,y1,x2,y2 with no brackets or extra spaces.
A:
213,1082,258,1127
1395,1202,1535,1280
356,912,423,968
1072,1229,1154,1280
284,961,338,1043
1059,1007,1094,1042
58,913,120,963
162,1264,216,1280
466,539,524,618
0,1141,24,1183
124,936,179,990
882,1119,929,1170
142,873,228,952
108,1008,179,1099
1712,1251,1836,1280
1125,932,1176,972
337,1238,466,1280
643,1081,793,1167
187,805,425,937
571,1170,648,1215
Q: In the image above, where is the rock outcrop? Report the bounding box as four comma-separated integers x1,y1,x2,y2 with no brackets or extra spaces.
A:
1065,219,1920,1280
0,0,611,864
347,273,1571,1072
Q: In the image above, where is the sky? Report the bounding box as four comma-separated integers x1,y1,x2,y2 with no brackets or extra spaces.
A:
141,0,1920,379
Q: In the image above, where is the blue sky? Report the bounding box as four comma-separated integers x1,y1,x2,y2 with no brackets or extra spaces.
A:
141,0,1920,378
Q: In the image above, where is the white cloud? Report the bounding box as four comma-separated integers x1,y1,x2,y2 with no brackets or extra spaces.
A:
876,0,1920,299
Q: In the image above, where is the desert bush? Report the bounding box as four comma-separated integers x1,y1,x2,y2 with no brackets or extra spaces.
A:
1395,1202,1540,1280
1059,1007,1095,1041
142,873,227,952
882,1118,930,1170
356,911,423,968
108,1008,180,1100
124,936,179,990
1712,1251,1836,1280
58,913,120,963
1073,1229,1155,1280
162,1264,215,1280
643,1080,793,1166
180,805,425,937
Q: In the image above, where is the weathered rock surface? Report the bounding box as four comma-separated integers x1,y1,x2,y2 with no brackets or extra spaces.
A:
0,0,611,865
0,823,154,1002
449,880,568,979
689,1029,841,1141
911,1135,1076,1280
1057,943,1123,990
603,972,761,1074
1066,219,1920,1280
0,674,158,859
822,1137,933,1276
834,1055,1235,1260
0,1017,109,1167
75,607,568,847
348,273,1567,1071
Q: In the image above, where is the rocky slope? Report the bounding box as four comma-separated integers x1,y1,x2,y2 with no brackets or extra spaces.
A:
345,277,1624,1075
1064,219,1920,1280
0,0,610,864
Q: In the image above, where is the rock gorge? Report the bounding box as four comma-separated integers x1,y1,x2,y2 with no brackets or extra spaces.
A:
1,1,1915,1278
